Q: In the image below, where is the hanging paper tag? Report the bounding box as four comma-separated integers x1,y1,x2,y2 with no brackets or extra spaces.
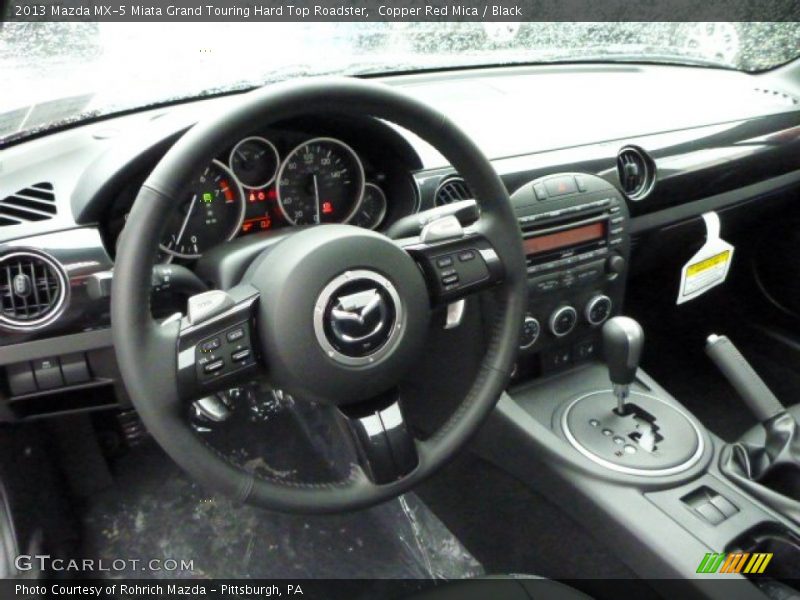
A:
677,212,734,305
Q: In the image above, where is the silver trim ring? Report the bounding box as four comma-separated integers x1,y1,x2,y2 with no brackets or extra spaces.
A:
585,295,612,326
561,390,705,477
358,183,388,230
313,270,404,367
228,136,280,190
275,137,366,226
159,159,246,259
0,250,69,331
519,315,540,350
549,305,577,337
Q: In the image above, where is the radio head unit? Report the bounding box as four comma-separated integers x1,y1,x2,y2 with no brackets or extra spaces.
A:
509,173,631,377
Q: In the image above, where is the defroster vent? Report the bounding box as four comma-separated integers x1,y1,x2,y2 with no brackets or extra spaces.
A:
0,183,57,226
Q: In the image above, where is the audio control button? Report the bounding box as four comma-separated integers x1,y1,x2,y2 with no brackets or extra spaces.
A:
549,306,578,337
585,295,612,326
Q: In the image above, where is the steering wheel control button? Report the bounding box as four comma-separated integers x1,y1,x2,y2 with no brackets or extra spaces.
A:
436,256,454,268
226,327,245,342
187,290,235,325
200,338,221,353
203,359,225,374
420,215,464,243
231,348,251,362
458,250,476,262
585,295,613,326
520,315,540,350
549,305,578,337
194,321,255,382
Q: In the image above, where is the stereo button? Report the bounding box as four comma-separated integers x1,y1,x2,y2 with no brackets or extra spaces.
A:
549,306,578,337
545,177,577,197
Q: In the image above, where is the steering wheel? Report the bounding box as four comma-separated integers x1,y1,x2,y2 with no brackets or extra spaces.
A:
112,78,526,513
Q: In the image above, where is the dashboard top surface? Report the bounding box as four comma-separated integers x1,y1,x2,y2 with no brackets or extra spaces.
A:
0,62,799,245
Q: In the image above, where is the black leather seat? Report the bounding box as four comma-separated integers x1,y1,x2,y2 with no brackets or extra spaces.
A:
407,576,592,600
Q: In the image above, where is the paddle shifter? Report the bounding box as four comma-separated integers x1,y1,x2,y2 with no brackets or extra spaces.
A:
602,316,645,415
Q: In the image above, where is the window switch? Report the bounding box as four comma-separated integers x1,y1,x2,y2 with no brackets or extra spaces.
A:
695,503,726,526
709,495,739,518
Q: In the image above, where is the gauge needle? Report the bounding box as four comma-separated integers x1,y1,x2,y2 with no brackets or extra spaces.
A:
174,193,199,248
313,174,321,223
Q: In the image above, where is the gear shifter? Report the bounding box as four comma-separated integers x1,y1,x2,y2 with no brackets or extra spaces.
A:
602,316,645,415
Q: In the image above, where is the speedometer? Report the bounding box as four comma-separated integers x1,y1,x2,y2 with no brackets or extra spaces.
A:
159,160,245,259
275,137,365,226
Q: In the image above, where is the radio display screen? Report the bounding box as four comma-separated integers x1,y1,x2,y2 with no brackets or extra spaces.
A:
524,222,605,256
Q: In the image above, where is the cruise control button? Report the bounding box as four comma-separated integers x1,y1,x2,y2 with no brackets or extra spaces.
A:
436,256,454,268
441,273,460,286
458,250,476,262
203,359,225,374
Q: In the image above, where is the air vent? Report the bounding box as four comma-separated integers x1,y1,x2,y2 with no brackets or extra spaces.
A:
617,147,655,201
434,176,472,206
0,183,56,226
0,251,67,330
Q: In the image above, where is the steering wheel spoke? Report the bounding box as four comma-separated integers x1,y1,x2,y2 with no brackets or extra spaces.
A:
398,215,506,305
342,388,419,485
176,284,264,401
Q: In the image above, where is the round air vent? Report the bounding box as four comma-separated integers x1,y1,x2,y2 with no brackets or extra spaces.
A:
0,250,68,330
434,176,472,206
617,147,656,201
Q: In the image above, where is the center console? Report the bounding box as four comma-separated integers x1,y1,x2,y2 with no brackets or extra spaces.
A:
509,173,630,377
472,172,800,598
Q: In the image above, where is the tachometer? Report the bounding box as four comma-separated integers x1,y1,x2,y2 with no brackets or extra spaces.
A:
159,160,245,259
229,136,280,189
275,137,365,226
350,183,388,230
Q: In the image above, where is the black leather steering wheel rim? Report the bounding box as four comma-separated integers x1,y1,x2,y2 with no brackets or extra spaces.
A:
112,77,527,513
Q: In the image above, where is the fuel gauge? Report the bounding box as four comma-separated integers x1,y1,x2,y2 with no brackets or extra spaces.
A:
349,183,387,230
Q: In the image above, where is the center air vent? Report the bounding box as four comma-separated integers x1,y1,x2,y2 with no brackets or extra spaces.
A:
434,176,472,206
617,147,655,201
0,183,57,226
0,251,68,330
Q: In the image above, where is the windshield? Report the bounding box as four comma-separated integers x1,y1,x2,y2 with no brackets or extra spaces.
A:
3,21,800,144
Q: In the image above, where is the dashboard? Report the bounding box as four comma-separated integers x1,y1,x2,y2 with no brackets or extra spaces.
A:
2,62,800,421
103,120,421,262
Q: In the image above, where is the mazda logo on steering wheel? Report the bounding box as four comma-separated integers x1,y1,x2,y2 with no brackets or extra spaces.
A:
314,270,402,365
330,288,389,345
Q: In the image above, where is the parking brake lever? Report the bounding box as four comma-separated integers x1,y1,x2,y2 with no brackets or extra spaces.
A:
705,334,784,422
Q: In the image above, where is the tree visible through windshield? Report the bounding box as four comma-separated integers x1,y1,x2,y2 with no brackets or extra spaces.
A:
2,22,800,143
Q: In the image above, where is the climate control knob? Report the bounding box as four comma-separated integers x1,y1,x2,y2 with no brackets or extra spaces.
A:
549,306,578,337
520,315,540,349
585,295,612,326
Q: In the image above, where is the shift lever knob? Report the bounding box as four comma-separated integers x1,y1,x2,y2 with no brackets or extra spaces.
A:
602,316,644,413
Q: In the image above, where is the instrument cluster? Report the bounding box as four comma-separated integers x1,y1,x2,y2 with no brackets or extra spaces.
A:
157,131,397,259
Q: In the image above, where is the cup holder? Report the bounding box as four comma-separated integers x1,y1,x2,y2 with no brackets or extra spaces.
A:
728,523,800,585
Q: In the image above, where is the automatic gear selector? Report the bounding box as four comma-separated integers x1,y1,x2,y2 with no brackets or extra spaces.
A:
561,316,704,475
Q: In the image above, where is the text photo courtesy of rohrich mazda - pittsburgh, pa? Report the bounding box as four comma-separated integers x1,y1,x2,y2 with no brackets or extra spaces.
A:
3,2,800,599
